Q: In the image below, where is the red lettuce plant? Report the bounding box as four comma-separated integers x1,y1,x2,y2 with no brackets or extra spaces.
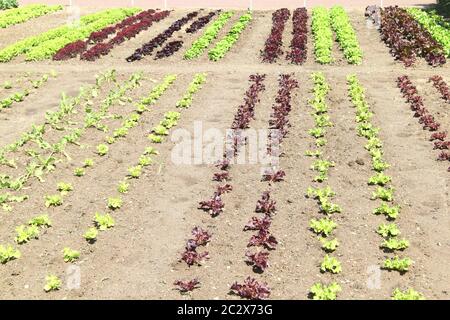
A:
186,11,217,33
255,191,276,215
174,279,200,292
245,250,269,271
198,194,224,216
230,277,271,300
248,229,278,250
244,215,272,231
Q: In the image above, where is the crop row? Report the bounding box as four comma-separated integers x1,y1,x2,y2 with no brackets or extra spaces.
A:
177,74,266,295
53,10,170,61
379,6,446,66
1,72,56,110
348,75,424,300
208,11,252,61
126,11,199,62
287,8,308,64
330,6,363,64
261,8,290,63
232,74,298,300
406,8,450,57
305,72,342,300
397,75,450,171
186,11,217,33
0,0,17,10
429,75,450,103
0,4,62,29
311,7,333,64
0,8,139,62
184,11,234,60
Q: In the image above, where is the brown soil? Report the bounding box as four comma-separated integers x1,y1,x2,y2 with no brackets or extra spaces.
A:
0,8,449,300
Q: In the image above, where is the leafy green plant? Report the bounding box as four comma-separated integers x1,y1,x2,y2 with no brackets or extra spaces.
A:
383,256,412,272
310,218,337,237
311,159,335,182
139,155,152,167
15,225,39,244
368,173,392,186
117,181,129,194
310,282,341,300
3,80,12,89
316,138,327,147
74,167,85,177
44,275,61,292
44,194,63,207
94,213,115,231
381,238,409,251
371,187,395,202
0,244,21,264
96,144,109,156
63,247,80,262
144,146,159,155
128,165,142,178
148,134,163,143
108,197,122,210
83,158,94,167
28,214,52,227
373,203,400,219
308,127,326,138
320,254,342,273
319,237,339,252
377,223,400,238
392,288,425,300
305,150,323,157
57,182,73,195
83,227,98,241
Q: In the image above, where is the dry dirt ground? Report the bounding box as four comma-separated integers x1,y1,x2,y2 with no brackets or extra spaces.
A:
0,7,449,300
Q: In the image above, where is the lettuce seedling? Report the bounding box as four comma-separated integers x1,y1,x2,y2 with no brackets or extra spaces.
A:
15,225,39,244
139,155,152,167
108,197,122,210
383,256,412,272
96,144,109,156
28,214,52,227
105,136,116,144
63,247,80,263
365,137,383,151
117,181,130,194
372,158,390,172
373,203,400,219
74,167,85,177
321,254,342,274
381,238,409,251
83,158,94,167
245,250,269,271
305,150,323,157
315,137,327,146
128,165,142,178
83,227,98,242
44,275,61,292
320,199,342,215
0,245,21,264
377,223,400,238
368,173,392,186
148,134,163,143
319,237,339,252
144,147,159,155
371,187,395,202
44,194,63,207
314,114,332,127
57,182,73,195
3,81,12,89
113,127,128,138
174,279,200,293
392,288,425,300
308,127,326,138
310,282,341,300
230,277,271,300
152,125,169,136
94,213,115,231
310,218,337,237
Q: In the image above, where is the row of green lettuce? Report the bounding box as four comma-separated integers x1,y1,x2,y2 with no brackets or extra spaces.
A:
0,0,18,10
0,4,62,28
